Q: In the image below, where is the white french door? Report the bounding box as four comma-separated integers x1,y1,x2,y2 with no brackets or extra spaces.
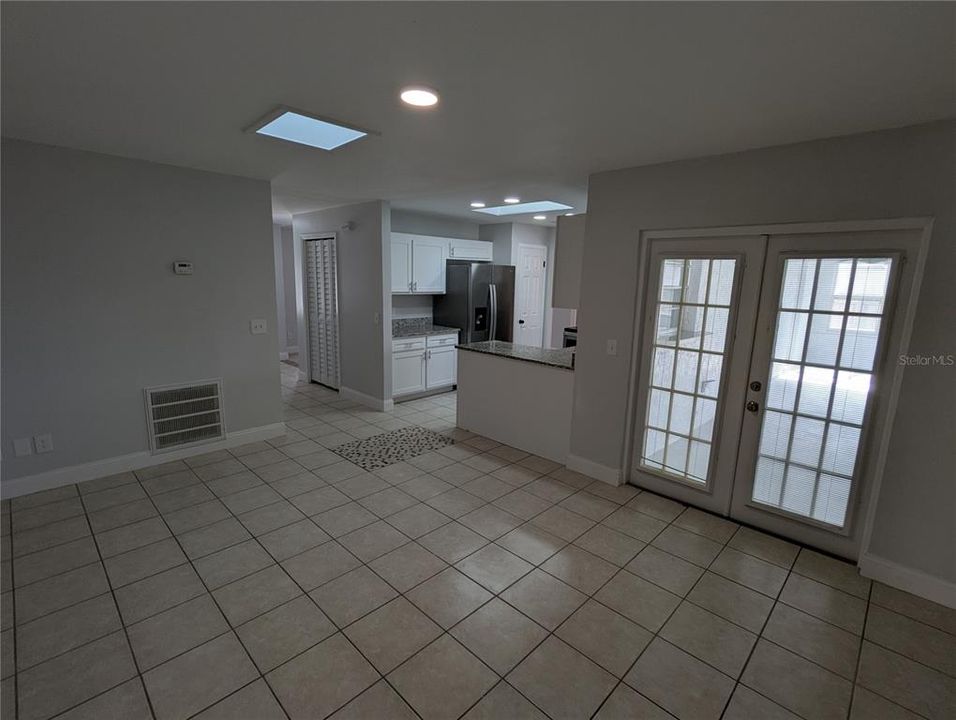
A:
631,224,924,557
630,236,766,514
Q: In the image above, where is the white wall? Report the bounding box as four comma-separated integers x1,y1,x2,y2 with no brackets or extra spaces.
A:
572,120,955,586
391,209,479,240
392,295,433,320
293,201,391,403
1,139,281,486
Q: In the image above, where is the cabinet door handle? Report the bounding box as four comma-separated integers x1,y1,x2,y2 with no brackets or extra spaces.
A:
413,281,417,291
408,281,412,291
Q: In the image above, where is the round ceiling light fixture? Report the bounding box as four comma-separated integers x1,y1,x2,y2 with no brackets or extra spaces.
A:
503,197,521,204
400,86,440,107
470,201,486,208
533,215,547,220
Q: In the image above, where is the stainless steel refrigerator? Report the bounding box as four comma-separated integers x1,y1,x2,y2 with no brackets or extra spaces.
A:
434,261,516,344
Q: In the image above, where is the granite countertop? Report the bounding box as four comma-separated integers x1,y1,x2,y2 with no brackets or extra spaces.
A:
456,341,575,370
392,319,461,338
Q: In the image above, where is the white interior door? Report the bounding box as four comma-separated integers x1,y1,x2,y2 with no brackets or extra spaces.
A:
630,236,766,513
630,224,924,558
305,236,341,389
730,229,923,557
515,244,548,347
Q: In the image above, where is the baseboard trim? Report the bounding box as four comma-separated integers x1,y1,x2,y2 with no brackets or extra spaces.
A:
566,454,623,486
1,423,286,500
339,386,389,412
859,552,956,609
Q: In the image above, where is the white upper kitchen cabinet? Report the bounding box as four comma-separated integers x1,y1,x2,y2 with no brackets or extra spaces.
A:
391,233,447,294
411,236,447,293
448,238,493,261
391,234,413,293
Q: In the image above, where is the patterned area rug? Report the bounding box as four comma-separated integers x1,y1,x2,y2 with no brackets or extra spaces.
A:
332,426,454,471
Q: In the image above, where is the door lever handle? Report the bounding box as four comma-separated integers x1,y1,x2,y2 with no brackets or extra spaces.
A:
746,400,759,413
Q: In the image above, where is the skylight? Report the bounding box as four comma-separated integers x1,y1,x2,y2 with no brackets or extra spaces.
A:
473,200,573,216
254,110,367,151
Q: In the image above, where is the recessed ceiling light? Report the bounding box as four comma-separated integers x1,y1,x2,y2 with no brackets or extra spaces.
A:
473,200,573,216
400,86,439,107
503,197,521,204
252,109,368,151
533,215,546,220
470,202,486,208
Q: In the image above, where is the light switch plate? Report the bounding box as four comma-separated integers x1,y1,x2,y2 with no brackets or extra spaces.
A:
34,433,54,454
606,339,618,356
13,438,33,457
250,319,267,335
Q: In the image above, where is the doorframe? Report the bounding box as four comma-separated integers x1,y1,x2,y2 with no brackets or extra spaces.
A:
299,231,342,389
622,217,933,559
514,242,549,347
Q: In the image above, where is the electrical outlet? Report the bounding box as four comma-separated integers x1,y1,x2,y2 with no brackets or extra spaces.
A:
33,433,54,454
13,438,33,457
250,319,267,335
606,339,618,356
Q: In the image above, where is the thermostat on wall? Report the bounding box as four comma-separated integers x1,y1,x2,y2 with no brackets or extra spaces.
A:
173,261,194,275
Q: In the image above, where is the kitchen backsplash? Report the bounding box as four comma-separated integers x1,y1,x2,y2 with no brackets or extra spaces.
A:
392,317,433,334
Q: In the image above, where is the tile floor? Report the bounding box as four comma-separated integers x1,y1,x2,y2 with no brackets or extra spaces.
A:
1,361,954,720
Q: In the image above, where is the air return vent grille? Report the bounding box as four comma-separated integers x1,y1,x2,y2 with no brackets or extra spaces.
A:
144,380,225,452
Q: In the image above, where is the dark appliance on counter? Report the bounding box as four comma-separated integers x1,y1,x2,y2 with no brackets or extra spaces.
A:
562,327,578,348
434,261,516,344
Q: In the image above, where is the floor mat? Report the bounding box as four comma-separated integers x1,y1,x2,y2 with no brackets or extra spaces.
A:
331,425,454,470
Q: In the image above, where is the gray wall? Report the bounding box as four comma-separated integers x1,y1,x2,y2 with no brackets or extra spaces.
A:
572,120,955,582
293,201,391,401
391,209,479,240
552,214,586,309
279,226,297,351
1,139,281,482
480,223,514,265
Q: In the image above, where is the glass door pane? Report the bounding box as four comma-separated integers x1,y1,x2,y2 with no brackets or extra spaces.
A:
639,257,737,485
751,256,892,527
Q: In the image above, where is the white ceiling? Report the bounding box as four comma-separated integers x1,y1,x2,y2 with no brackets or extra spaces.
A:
2,2,953,225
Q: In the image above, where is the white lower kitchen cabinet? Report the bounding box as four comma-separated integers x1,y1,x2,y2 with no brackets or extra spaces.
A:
392,333,458,398
425,346,456,389
392,350,427,396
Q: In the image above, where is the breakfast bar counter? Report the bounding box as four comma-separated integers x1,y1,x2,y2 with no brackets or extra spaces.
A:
455,341,575,463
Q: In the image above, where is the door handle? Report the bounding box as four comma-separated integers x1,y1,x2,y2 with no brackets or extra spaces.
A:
746,400,759,413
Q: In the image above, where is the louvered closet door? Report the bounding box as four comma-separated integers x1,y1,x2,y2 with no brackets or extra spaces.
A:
306,237,341,389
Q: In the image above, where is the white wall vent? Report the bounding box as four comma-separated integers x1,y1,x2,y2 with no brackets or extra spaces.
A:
144,380,225,453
